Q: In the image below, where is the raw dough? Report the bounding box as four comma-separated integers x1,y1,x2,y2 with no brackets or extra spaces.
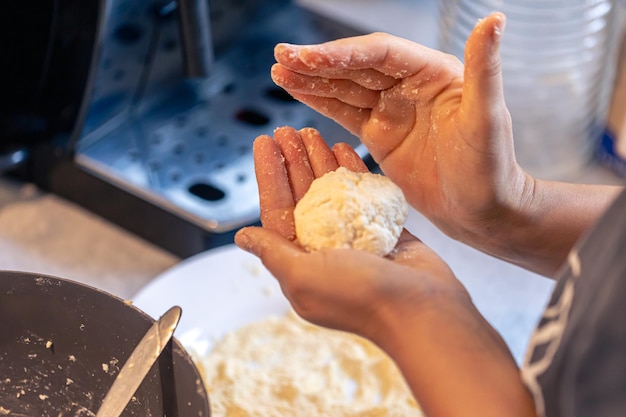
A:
294,167,408,256
194,311,422,417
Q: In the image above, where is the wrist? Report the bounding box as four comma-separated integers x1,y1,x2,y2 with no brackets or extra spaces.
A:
452,166,537,262
374,287,537,417
370,279,475,354
456,171,621,277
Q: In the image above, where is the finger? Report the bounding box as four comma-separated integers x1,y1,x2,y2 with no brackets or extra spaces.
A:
275,33,433,79
271,60,398,92
235,226,300,256
461,12,508,131
235,226,383,294
273,126,316,202
274,43,398,89
271,64,382,108
332,143,369,173
287,91,371,137
298,127,339,176
253,135,296,239
234,226,306,283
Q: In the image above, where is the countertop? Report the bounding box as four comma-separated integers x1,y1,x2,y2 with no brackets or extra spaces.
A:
0,176,179,299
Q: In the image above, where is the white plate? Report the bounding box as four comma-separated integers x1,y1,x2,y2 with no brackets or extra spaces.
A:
132,244,290,356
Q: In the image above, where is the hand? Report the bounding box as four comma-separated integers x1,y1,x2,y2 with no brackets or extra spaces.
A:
235,127,537,417
235,126,469,341
270,13,532,248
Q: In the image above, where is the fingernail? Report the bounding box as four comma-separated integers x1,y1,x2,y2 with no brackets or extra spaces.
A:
234,228,252,252
492,12,506,39
275,43,301,60
297,48,321,68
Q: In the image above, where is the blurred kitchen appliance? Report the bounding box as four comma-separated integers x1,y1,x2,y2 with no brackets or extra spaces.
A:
2,0,367,257
1,0,98,171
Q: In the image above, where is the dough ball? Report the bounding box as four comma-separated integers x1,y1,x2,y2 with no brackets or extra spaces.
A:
294,167,409,256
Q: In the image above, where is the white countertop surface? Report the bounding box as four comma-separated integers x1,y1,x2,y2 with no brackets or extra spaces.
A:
0,177,179,299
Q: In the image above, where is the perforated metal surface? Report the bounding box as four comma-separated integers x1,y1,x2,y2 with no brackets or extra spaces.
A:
76,1,365,233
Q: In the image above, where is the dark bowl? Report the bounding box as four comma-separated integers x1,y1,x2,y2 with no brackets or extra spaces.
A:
0,270,210,416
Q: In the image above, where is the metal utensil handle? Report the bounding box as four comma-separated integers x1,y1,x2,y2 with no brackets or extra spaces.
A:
95,305,182,417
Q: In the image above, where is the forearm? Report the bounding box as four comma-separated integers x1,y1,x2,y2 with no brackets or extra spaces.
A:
468,179,622,278
378,296,536,417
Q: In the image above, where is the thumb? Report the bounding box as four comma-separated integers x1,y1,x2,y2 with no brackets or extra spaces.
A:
461,12,507,122
234,226,305,274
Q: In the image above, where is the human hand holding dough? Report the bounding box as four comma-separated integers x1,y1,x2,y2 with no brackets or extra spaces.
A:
235,126,461,338
295,167,409,256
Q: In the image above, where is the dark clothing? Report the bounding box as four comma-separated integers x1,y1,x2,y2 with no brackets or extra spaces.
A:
523,189,626,417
